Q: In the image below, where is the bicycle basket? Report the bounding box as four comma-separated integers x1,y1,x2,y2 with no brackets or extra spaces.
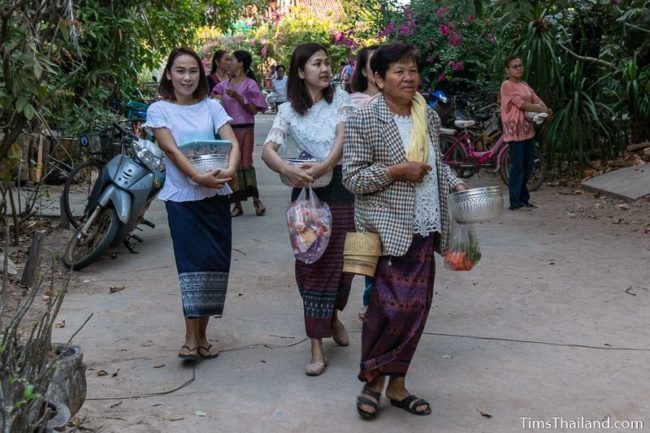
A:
78,129,118,159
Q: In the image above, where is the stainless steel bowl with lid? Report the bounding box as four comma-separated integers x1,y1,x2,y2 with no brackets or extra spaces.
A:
449,186,504,224
279,158,333,188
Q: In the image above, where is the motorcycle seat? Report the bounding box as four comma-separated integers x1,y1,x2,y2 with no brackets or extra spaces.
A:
440,127,456,136
454,120,476,129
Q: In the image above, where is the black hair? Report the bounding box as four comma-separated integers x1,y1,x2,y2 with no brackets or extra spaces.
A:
276,64,286,72
287,42,334,116
210,49,227,75
370,42,419,80
158,47,209,101
350,45,379,93
232,50,258,83
504,55,522,68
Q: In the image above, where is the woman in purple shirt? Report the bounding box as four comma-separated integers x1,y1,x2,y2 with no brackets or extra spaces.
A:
213,50,268,217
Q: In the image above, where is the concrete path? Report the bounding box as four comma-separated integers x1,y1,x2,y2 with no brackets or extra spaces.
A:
53,114,650,433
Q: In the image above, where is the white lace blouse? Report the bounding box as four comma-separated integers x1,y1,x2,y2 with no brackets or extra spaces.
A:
393,114,442,236
264,88,354,159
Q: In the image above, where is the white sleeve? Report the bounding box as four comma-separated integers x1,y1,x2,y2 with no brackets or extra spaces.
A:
142,102,169,131
208,99,232,134
264,104,290,153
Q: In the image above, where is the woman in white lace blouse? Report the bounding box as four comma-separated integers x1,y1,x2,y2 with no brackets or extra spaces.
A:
262,43,355,377
343,43,466,420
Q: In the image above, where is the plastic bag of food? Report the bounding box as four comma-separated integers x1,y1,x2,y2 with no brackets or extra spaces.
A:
286,186,332,264
443,220,481,271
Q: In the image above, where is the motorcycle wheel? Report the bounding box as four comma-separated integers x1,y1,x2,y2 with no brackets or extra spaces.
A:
64,207,119,270
499,147,547,191
62,160,103,229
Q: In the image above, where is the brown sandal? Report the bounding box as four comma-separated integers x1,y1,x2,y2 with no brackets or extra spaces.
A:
231,203,243,217
253,199,266,216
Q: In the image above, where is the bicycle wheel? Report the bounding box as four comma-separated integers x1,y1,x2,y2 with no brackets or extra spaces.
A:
499,146,546,191
62,160,103,229
64,207,119,270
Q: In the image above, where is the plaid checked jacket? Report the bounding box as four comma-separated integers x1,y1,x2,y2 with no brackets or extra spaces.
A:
342,95,464,257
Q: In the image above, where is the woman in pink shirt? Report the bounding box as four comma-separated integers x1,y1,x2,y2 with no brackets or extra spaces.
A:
213,50,268,217
500,55,552,210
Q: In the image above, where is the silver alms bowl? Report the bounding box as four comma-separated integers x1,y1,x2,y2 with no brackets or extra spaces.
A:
449,186,504,224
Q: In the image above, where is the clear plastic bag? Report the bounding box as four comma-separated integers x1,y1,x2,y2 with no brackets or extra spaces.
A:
443,220,481,271
286,186,332,264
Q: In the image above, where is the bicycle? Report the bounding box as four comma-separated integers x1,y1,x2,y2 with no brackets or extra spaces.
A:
62,120,134,228
440,119,546,191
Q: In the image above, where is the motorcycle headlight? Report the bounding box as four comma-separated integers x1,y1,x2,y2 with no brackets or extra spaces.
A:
133,138,165,172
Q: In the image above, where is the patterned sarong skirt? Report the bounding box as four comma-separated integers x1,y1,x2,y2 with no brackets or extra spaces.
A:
359,233,437,383
165,195,231,319
291,167,355,338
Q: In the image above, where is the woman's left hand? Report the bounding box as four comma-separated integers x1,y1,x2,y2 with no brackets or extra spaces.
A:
303,162,330,180
225,88,242,101
453,184,467,192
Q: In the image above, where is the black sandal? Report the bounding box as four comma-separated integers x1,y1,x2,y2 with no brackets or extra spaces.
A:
177,345,198,360
357,385,381,420
389,395,431,416
253,199,266,216
197,344,219,359
231,203,243,218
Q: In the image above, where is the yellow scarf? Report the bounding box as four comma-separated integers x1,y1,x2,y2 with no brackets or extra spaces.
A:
405,93,429,163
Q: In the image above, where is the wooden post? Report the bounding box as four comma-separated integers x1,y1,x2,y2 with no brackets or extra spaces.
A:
20,229,47,288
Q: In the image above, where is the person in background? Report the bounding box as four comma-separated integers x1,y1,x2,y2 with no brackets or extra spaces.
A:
500,55,551,210
144,47,241,361
343,42,466,419
262,42,355,377
213,50,268,217
207,49,231,92
266,64,288,112
339,59,354,93
349,45,380,321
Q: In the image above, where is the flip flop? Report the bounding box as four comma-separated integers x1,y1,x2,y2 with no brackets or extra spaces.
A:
178,345,198,360
389,395,431,416
197,345,219,359
357,385,381,420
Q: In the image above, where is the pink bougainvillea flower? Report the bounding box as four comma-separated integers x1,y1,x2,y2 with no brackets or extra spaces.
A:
426,55,433,64
450,61,464,72
436,6,449,18
399,24,410,35
469,15,476,22
438,73,447,82
439,24,449,36
449,21,456,29
448,32,463,46
260,47,267,56
261,39,268,45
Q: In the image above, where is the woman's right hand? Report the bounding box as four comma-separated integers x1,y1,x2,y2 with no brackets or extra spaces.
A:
388,162,432,183
281,163,314,188
193,169,232,189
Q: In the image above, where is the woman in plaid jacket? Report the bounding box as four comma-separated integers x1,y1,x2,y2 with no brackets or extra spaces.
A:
343,43,466,420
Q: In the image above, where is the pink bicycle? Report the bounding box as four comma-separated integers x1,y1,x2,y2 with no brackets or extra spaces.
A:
440,119,547,191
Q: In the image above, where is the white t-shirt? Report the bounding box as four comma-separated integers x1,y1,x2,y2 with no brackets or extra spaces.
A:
144,98,232,202
271,76,288,102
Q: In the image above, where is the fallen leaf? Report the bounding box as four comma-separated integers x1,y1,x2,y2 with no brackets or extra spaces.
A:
112,369,120,378
153,363,165,368
110,401,123,409
194,411,207,417
478,409,492,418
617,203,630,210
54,321,65,328
96,370,109,377
260,360,266,363
109,286,126,293
167,416,184,422
567,212,576,219
141,341,154,347
442,355,453,359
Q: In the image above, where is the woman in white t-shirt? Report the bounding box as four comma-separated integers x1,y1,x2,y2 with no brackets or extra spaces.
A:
144,47,241,362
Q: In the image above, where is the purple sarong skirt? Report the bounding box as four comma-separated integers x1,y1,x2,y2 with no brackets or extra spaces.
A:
359,233,437,383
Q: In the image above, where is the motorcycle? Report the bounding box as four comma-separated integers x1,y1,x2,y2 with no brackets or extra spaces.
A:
63,123,165,270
